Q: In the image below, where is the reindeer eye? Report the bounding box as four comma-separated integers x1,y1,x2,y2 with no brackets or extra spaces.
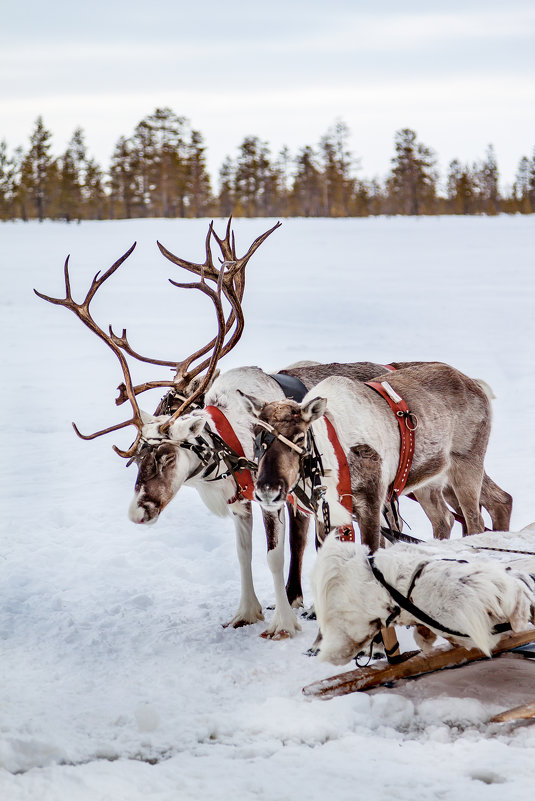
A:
293,433,306,444
159,453,176,469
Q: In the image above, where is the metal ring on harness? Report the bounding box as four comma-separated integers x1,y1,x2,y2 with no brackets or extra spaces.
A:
396,409,418,431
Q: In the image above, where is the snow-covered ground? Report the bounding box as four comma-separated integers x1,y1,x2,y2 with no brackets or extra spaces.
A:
1,215,534,800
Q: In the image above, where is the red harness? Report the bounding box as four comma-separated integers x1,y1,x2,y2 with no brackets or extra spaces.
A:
206,365,410,540
204,405,356,540
364,380,417,501
205,406,255,503
324,416,356,542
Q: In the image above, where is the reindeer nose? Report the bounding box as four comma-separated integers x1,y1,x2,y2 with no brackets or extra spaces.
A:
255,482,286,507
128,494,159,525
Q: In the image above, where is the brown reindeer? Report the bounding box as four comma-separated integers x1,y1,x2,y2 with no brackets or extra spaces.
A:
240,363,499,554
284,361,512,538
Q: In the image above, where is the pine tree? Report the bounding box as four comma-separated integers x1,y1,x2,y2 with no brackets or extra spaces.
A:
0,140,17,219
513,156,532,213
56,129,88,221
109,136,135,218
186,130,212,217
319,120,355,216
129,108,188,217
234,136,274,216
291,147,323,216
446,159,476,214
218,157,236,217
386,128,438,215
272,146,292,217
475,145,500,214
19,116,55,220
84,158,107,219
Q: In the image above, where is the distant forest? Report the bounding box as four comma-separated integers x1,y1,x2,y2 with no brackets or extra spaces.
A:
1,108,534,221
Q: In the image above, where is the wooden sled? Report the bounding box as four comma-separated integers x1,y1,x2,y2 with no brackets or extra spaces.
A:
303,629,535,700
490,701,535,723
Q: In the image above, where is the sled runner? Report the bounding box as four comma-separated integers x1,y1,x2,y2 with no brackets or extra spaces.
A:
490,700,535,723
302,629,535,699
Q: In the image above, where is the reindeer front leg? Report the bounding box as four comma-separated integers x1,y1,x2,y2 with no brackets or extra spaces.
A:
224,503,264,628
286,507,310,608
349,445,384,553
261,508,301,639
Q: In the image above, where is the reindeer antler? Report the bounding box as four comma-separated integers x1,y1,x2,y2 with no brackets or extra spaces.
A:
112,219,281,406
34,244,145,458
34,220,281,455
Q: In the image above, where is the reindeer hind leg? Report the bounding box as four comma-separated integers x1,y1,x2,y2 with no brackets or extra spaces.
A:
447,456,485,535
412,484,455,540
480,471,513,531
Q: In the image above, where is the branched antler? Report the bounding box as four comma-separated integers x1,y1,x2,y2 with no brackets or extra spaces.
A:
113,219,281,406
34,219,281,456
34,244,144,458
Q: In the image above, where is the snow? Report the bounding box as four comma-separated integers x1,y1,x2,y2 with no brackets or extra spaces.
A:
1,215,535,800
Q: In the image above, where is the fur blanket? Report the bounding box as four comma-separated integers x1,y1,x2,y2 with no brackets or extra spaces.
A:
311,524,535,665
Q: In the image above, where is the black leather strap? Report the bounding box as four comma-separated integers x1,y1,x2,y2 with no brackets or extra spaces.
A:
270,372,309,402
368,555,511,639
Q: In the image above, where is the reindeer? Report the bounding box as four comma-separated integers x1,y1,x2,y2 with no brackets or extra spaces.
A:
33,222,383,638
311,528,535,666
240,363,500,555
35,224,511,639
278,361,512,539
33,222,301,638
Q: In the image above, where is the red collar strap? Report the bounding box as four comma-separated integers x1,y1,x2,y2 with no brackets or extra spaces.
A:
324,416,356,543
204,406,255,503
382,364,396,371
364,381,417,501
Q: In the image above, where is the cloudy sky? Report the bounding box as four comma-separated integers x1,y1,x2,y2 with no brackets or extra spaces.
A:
1,0,534,190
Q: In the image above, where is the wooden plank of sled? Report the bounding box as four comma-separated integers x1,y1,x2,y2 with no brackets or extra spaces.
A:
490,701,535,723
303,629,535,700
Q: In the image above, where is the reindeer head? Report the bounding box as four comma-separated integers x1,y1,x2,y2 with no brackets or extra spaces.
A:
311,537,387,665
239,392,327,511
34,219,281,522
128,412,208,524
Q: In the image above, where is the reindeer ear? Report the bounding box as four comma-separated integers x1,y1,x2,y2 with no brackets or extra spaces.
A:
187,416,206,439
169,414,206,442
301,396,327,424
237,389,265,417
187,370,220,397
140,409,157,425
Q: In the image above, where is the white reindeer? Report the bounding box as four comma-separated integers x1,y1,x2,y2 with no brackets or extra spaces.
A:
311,526,535,664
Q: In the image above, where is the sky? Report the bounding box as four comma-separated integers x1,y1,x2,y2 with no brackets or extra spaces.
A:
1,0,534,191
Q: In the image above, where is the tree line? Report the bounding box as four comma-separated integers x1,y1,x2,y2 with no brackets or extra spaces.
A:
1,108,534,221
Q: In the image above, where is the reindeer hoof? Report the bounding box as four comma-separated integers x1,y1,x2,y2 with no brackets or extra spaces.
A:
222,612,264,629
260,628,292,640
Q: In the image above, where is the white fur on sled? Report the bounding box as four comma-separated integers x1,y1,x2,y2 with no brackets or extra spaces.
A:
311,525,535,665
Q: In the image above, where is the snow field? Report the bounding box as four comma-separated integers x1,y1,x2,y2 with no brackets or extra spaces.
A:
1,215,534,800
